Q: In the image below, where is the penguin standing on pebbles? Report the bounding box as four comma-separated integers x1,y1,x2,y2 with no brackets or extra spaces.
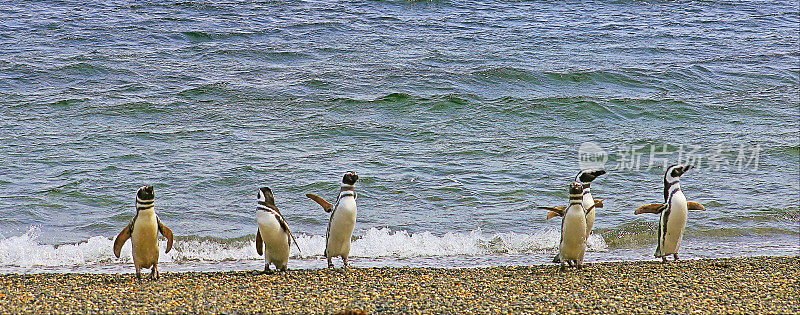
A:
113,185,174,280
537,170,605,263
635,164,705,262
255,187,301,274
557,182,598,270
306,172,359,269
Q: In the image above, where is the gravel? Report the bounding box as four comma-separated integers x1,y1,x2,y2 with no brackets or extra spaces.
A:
0,256,797,314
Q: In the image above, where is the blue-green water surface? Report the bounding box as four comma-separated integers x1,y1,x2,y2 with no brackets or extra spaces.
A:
0,0,797,273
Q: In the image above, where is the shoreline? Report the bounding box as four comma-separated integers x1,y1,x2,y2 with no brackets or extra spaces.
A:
1,256,797,313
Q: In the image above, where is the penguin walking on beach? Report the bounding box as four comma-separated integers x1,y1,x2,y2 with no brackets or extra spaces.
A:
538,170,605,263
113,186,174,280
635,164,705,262
255,187,301,274
557,182,598,270
306,172,359,269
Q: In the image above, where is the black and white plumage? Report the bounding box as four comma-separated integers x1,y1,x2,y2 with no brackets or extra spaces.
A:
635,164,705,262
575,169,606,238
557,182,595,270
306,171,359,269
255,187,300,273
113,185,174,281
538,170,605,230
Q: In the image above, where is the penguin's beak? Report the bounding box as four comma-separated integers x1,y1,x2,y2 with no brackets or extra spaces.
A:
594,170,607,177
673,165,692,178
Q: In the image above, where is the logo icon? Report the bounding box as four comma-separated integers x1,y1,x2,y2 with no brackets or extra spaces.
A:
578,142,608,170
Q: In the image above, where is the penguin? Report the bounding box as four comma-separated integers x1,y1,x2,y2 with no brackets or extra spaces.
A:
254,187,301,274
576,169,606,239
557,182,598,270
635,164,706,262
113,186,174,280
306,171,359,269
538,170,606,238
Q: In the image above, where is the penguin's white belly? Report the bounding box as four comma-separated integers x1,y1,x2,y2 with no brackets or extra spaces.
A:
583,193,595,239
326,197,357,258
560,205,587,261
257,211,290,268
131,211,159,269
661,192,688,255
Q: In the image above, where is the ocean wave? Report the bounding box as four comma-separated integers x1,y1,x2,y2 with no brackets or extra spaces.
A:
0,228,113,269
94,101,167,116
0,227,607,269
55,62,135,76
328,92,710,123
598,220,658,249
471,67,543,83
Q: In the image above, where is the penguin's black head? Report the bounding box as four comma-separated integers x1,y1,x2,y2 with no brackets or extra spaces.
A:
137,185,154,201
258,187,276,207
342,171,358,186
569,182,584,195
665,164,692,183
576,169,606,183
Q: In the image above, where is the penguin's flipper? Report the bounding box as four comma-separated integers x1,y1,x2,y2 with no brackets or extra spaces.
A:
538,206,566,212
113,224,132,258
274,213,302,253
635,203,667,215
584,202,600,215
306,193,333,213
593,199,604,208
157,220,174,253
687,201,706,211
538,206,565,220
288,230,301,253
255,228,264,256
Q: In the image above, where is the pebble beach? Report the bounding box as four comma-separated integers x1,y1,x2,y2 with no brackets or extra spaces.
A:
1,256,797,314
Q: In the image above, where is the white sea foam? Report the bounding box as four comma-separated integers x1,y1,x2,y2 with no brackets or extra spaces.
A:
0,227,117,269
0,226,608,269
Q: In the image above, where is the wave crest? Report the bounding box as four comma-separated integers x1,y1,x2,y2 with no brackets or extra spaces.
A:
0,227,608,269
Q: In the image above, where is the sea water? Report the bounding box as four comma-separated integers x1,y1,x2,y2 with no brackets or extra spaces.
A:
0,0,797,273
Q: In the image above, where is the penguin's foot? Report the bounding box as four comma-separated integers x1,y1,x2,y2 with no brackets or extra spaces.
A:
327,257,334,269
661,256,668,263
150,265,159,281
559,263,566,271
673,254,679,261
